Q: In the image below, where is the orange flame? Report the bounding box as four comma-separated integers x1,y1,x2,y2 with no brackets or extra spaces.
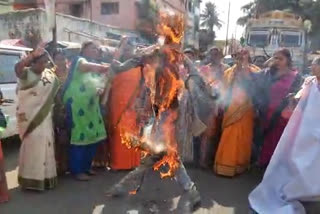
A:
157,13,185,45
157,68,183,114
152,110,180,179
129,190,137,195
120,12,185,180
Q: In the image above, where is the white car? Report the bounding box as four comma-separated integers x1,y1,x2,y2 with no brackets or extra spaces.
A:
0,45,32,139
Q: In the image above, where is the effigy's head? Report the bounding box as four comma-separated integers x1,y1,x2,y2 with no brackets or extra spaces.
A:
157,12,185,46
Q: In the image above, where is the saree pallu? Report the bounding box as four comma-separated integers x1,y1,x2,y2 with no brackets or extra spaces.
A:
259,71,297,166
0,142,9,203
17,70,59,190
214,86,255,177
214,65,258,177
108,68,141,170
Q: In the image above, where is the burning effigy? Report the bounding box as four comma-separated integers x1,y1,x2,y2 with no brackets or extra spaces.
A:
107,12,218,213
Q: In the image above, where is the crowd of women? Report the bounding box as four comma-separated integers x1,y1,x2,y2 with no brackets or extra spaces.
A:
188,47,305,178
0,36,320,212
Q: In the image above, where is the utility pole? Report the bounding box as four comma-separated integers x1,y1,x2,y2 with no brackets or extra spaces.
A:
53,2,57,53
90,0,93,22
225,1,230,55
44,0,57,53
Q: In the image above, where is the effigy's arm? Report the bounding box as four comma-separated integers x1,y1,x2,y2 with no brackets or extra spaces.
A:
183,57,219,135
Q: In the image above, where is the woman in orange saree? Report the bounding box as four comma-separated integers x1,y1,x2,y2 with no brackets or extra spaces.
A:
214,49,260,177
107,66,142,170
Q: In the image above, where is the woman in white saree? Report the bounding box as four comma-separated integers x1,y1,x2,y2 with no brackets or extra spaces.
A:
16,48,59,191
249,57,320,214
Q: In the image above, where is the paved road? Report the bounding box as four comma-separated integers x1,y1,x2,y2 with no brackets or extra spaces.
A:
1,139,319,214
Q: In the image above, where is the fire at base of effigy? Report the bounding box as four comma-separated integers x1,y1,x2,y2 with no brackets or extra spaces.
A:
119,12,186,180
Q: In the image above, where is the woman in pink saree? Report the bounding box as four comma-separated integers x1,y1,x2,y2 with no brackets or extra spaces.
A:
259,49,303,167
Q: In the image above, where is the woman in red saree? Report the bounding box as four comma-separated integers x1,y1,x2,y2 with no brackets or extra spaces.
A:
0,142,9,203
107,66,142,170
259,49,303,167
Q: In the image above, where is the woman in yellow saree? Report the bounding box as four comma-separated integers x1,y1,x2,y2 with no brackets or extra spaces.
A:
214,49,260,177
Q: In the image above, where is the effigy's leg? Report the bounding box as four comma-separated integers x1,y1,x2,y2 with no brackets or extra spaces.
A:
106,155,159,197
175,162,194,191
175,162,201,213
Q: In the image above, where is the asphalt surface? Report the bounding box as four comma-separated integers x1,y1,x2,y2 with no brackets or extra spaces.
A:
1,138,319,214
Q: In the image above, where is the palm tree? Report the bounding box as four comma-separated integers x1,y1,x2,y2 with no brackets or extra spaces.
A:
200,2,222,36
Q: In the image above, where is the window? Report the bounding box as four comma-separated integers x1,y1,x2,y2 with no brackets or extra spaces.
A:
248,31,270,47
0,54,20,84
280,32,302,47
101,2,119,15
70,3,83,17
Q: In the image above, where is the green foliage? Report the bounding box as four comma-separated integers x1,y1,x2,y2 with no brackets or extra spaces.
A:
199,2,221,51
200,2,222,32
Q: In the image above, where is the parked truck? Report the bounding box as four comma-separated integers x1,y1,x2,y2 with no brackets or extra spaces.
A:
244,10,307,72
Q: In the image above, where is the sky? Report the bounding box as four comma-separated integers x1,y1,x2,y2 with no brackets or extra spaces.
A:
201,0,253,40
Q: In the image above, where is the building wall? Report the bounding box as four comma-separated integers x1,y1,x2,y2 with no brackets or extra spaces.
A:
0,9,134,46
12,0,188,31
0,0,13,14
8,0,199,48
157,0,186,13
23,0,138,30
91,0,137,30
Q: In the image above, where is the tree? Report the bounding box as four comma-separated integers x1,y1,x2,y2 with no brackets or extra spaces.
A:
200,2,222,33
200,2,222,50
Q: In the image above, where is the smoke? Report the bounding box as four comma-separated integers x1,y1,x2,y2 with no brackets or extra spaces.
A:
82,73,106,92
142,121,167,154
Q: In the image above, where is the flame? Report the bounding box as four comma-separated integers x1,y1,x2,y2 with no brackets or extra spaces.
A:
157,68,183,114
129,190,137,195
152,110,180,179
157,13,185,45
120,12,185,180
